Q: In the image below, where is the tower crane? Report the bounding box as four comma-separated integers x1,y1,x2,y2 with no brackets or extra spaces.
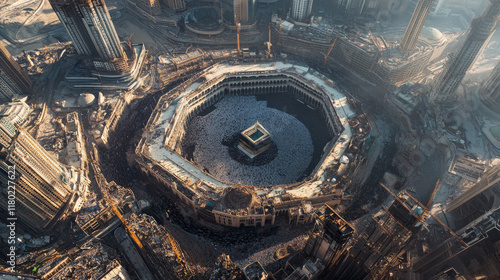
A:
324,35,338,67
427,179,440,209
235,14,240,54
279,19,283,45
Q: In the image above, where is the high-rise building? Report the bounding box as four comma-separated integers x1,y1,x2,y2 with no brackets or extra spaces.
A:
432,0,500,103
445,165,500,213
161,0,184,12
304,206,354,271
414,206,500,277
0,45,33,101
49,0,130,73
0,116,88,232
291,0,314,23
479,61,500,113
401,0,435,53
326,189,429,279
138,0,161,15
222,0,258,25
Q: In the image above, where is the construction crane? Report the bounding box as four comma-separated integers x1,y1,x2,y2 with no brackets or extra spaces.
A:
167,233,182,262
380,183,468,248
426,179,440,209
267,23,272,58
90,144,144,251
167,233,193,279
235,14,240,54
369,51,379,72
279,19,283,45
324,35,338,67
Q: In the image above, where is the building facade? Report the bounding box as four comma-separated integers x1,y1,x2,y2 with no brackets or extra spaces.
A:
0,45,32,101
432,0,500,103
401,0,435,53
49,0,130,73
161,0,185,12
137,0,161,15
446,165,500,213
480,61,500,114
326,190,429,279
222,0,258,25
291,0,314,23
0,116,88,232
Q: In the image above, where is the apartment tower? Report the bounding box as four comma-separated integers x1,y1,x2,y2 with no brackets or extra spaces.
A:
0,117,81,232
0,45,32,101
401,0,435,53
432,0,500,103
480,61,500,113
291,0,314,23
49,0,130,73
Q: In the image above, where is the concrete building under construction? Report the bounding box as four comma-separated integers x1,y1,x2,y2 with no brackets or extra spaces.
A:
0,45,32,101
431,0,500,103
271,15,457,87
414,207,500,278
326,189,431,279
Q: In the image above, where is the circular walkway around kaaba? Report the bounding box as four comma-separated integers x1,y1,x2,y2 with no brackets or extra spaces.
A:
182,96,314,186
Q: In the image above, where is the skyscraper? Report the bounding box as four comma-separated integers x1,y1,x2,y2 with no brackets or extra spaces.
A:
291,0,314,23
445,165,500,213
432,0,500,103
161,0,184,12
222,0,258,25
0,116,88,232
326,189,429,279
480,61,500,113
138,0,161,15
0,45,33,101
401,0,435,53
49,0,130,73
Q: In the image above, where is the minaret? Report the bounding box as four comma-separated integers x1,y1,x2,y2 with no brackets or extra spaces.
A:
401,0,435,53
49,0,130,73
479,61,500,113
432,0,500,103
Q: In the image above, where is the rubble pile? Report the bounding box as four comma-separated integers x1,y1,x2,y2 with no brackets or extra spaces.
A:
75,194,106,226
106,181,136,204
41,242,121,279
127,214,188,278
211,254,246,280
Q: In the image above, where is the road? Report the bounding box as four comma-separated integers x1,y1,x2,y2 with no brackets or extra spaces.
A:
28,51,68,136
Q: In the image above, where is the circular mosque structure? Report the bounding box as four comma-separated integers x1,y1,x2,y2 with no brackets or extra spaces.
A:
136,62,355,228
182,95,314,186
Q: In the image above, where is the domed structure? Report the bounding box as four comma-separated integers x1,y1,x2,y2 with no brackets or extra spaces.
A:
420,27,444,42
78,93,96,107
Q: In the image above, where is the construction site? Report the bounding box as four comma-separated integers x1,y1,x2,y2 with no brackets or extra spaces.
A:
1,0,500,279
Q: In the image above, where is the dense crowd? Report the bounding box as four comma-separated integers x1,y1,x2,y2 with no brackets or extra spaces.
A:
184,96,314,186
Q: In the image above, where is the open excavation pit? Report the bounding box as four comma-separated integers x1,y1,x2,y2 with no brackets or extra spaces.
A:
136,62,355,228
